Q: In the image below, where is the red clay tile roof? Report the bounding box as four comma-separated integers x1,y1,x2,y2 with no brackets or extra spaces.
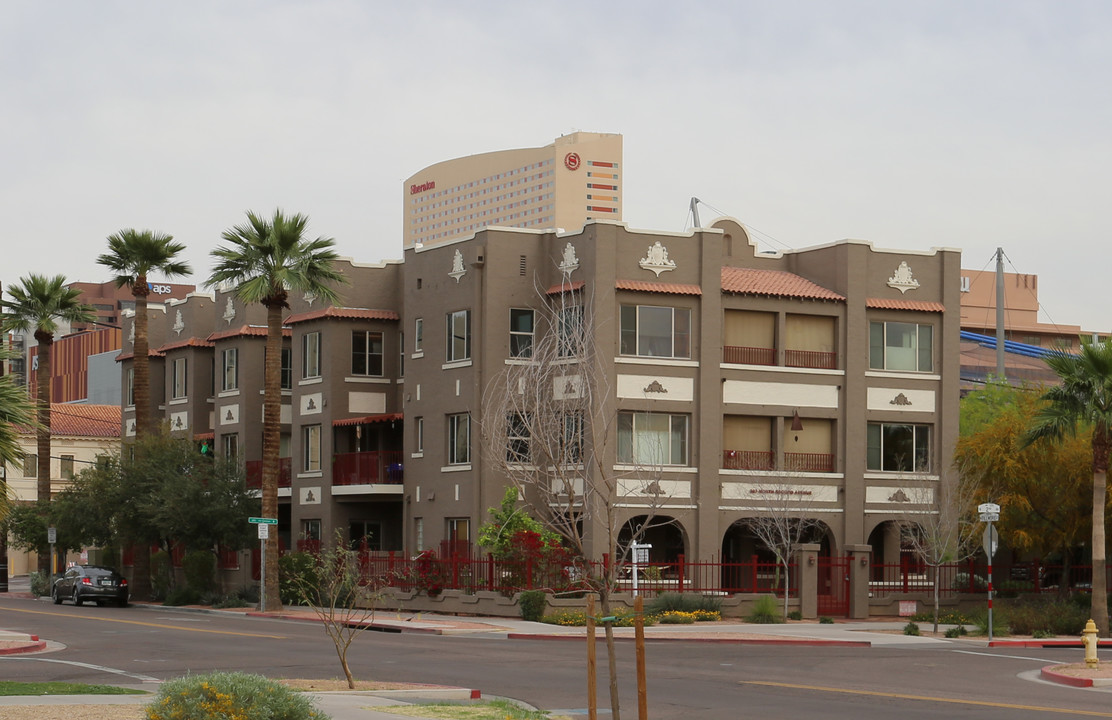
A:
333,413,403,427
115,349,165,362
206,325,292,342
546,281,585,295
155,337,216,353
285,307,400,325
16,404,121,438
867,298,945,312
616,279,702,296
193,432,214,441
721,267,845,301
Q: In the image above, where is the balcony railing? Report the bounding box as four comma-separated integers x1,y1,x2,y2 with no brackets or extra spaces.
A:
722,449,774,471
785,349,837,370
784,452,835,473
332,450,404,486
245,457,292,489
723,345,776,366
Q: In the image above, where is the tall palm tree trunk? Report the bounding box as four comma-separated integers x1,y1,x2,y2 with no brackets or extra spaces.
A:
261,301,284,610
129,280,153,600
34,333,52,576
1092,468,1108,635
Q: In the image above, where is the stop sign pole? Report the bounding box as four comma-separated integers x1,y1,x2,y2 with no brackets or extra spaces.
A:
979,503,1000,642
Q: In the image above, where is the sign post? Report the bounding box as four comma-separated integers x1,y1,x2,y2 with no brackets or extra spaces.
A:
47,527,57,578
979,503,1001,642
630,543,652,597
248,518,277,612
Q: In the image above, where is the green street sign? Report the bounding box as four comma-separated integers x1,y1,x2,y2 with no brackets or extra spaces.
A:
248,517,278,524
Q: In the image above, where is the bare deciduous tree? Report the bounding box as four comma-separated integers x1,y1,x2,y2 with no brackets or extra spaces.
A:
482,268,671,720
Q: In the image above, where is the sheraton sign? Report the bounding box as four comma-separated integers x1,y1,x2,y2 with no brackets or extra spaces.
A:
410,180,435,195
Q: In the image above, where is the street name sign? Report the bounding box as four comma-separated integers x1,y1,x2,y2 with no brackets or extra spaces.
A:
248,517,277,524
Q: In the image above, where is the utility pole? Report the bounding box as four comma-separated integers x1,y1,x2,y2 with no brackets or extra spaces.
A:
995,247,1006,381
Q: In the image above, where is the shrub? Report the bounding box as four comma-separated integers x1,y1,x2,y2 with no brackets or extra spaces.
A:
904,622,921,636
540,609,655,627
998,597,1088,636
657,611,697,624
151,550,172,601
952,572,988,592
944,626,966,638
212,593,250,609
30,571,56,598
145,671,326,720
746,595,781,624
278,552,319,606
910,610,971,625
164,586,201,606
969,608,1009,637
518,590,549,622
182,550,217,595
646,592,722,615
788,610,802,621
819,616,834,624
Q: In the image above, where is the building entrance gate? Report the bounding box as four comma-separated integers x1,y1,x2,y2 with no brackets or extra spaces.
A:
817,555,851,617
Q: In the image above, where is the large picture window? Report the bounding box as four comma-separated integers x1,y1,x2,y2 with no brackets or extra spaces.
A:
447,310,471,362
509,309,535,358
221,348,238,391
620,305,691,359
352,330,384,376
448,413,470,465
617,412,689,466
303,331,321,378
869,321,933,372
867,423,931,472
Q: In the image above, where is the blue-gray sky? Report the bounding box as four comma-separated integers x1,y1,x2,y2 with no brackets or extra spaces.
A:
3,1,1109,331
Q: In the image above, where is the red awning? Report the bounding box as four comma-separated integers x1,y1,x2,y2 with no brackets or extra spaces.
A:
333,413,403,427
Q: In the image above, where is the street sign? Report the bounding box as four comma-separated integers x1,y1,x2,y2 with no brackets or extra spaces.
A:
982,524,999,558
979,512,999,522
248,517,278,524
978,502,1001,514
47,527,56,544
258,524,270,540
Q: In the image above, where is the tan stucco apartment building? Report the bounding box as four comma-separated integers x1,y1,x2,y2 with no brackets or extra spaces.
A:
119,218,960,569
403,132,622,249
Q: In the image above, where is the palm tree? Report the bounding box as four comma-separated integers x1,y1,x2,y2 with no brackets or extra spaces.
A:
208,210,344,610
96,229,192,439
96,229,191,600
1,275,94,574
0,346,36,580
1024,341,1112,635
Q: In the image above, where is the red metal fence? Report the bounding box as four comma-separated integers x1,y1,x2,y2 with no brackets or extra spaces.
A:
869,560,1112,598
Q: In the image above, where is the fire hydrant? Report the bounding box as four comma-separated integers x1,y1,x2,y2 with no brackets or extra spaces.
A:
1082,619,1100,669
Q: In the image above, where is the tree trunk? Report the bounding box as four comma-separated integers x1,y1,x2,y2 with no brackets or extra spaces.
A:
34,333,52,577
1092,468,1108,635
261,300,284,611
600,588,621,720
129,281,152,600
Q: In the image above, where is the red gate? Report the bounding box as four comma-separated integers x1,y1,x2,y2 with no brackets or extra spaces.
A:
817,555,851,617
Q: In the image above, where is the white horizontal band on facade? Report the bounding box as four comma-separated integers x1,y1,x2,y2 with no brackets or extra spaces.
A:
614,357,700,369
440,464,471,473
723,380,839,408
718,506,845,513
720,363,844,377
864,371,941,381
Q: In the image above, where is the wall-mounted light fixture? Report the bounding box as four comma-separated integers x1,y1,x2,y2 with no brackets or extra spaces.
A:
807,554,816,566
860,556,869,567
791,410,804,432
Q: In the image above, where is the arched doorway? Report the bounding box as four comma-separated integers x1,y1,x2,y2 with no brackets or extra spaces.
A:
616,515,687,565
720,519,834,594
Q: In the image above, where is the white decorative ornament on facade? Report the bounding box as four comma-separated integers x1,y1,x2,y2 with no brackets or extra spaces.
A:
558,243,580,274
303,290,317,307
128,322,135,343
639,241,676,277
172,310,185,336
887,261,920,294
449,249,467,283
223,298,236,325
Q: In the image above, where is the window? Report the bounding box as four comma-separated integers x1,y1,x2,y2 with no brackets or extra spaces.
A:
399,332,404,377
562,412,584,464
22,453,36,478
303,332,321,378
221,348,238,391
352,330,384,376
281,347,292,390
60,455,74,480
620,305,691,358
414,517,424,551
303,424,322,472
507,412,530,463
509,309,535,358
869,322,933,372
222,433,239,461
447,517,470,553
447,310,471,362
558,305,583,357
448,413,470,465
867,423,931,472
126,368,134,406
415,417,424,453
302,519,322,541
414,318,423,352
171,357,187,399
617,412,689,466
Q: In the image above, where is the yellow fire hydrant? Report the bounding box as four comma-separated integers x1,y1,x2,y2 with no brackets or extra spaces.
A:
1082,619,1100,669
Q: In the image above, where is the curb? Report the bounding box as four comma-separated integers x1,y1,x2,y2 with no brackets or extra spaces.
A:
506,633,871,647
243,612,447,635
991,639,1112,649
1040,665,1105,688
0,640,46,656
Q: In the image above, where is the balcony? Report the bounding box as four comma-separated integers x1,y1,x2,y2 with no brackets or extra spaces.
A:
723,449,774,471
784,349,837,370
724,345,837,369
784,452,835,473
332,450,404,486
723,346,775,366
245,457,292,489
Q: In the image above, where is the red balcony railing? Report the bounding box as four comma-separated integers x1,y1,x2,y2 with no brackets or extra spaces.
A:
722,449,774,470
784,452,835,473
332,451,404,486
723,345,776,365
245,457,292,490
784,349,837,369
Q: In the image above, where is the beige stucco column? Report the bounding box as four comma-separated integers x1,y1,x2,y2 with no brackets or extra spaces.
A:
798,543,820,619
846,544,872,619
